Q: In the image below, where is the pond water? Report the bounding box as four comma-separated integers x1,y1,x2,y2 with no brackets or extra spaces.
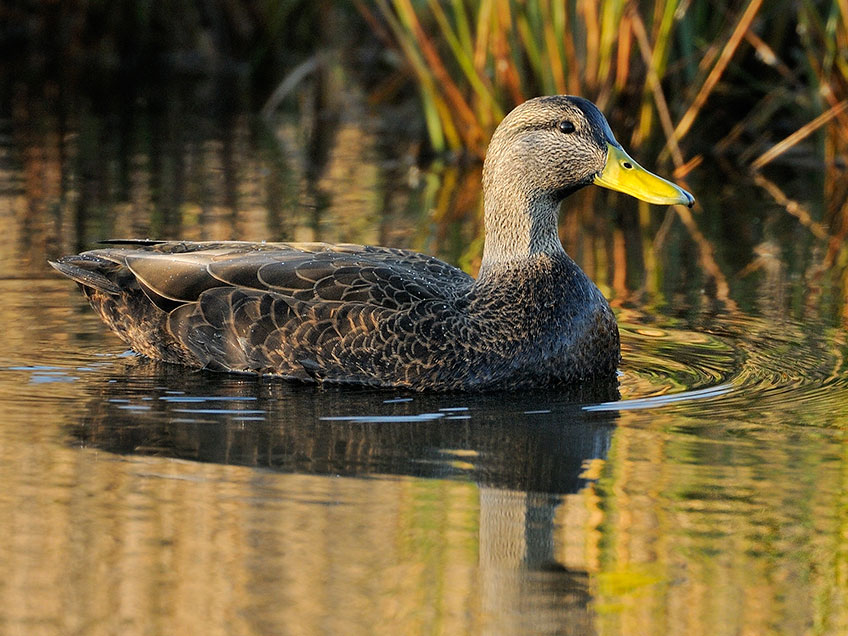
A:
1,84,847,635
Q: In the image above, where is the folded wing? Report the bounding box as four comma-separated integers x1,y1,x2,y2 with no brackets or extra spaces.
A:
51,241,474,386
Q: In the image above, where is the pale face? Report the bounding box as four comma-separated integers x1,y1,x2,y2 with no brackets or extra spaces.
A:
485,96,693,207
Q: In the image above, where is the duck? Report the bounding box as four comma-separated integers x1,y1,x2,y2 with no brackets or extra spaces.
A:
50,95,693,391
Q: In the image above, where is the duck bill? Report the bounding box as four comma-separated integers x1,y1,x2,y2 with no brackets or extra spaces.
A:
593,143,694,207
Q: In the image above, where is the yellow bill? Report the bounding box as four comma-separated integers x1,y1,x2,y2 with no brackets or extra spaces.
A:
594,143,694,207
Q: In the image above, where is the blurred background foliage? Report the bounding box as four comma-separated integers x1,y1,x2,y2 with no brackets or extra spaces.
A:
367,0,848,170
3,0,847,169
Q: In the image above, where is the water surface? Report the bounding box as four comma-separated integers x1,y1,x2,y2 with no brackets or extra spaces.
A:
1,85,846,635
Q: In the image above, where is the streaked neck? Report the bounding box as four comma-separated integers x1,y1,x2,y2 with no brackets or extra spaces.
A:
479,191,565,275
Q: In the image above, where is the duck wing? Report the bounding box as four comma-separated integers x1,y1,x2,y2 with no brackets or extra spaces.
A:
51,241,475,386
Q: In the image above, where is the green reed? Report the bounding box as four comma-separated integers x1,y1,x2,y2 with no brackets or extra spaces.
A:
365,0,848,168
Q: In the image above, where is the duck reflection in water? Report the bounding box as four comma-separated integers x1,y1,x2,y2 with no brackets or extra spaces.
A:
71,357,618,634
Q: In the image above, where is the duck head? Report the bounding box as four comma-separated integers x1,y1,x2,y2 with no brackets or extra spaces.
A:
480,95,693,267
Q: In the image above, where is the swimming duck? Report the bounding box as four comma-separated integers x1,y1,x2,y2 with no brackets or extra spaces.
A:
51,96,693,391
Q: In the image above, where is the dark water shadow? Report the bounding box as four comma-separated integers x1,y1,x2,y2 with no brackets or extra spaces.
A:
70,358,619,496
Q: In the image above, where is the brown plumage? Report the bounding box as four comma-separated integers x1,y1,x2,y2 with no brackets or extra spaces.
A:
50,96,693,391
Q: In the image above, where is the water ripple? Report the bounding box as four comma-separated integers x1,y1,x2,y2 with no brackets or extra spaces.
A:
612,314,848,419
585,383,735,412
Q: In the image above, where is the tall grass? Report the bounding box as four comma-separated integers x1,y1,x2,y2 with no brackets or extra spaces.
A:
362,0,848,169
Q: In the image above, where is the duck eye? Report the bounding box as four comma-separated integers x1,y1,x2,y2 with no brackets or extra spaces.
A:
558,120,575,134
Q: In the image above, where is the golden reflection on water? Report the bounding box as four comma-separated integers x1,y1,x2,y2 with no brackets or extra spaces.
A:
0,445,486,635
594,412,847,636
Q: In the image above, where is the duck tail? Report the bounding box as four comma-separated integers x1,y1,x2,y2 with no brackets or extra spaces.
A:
48,256,122,295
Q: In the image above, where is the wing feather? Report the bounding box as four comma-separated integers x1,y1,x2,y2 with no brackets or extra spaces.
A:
55,240,476,386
